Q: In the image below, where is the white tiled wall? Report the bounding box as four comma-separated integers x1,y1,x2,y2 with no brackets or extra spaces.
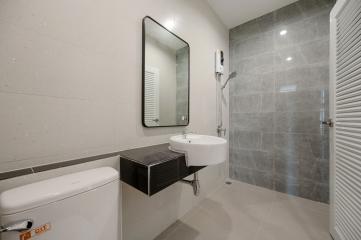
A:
0,0,229,239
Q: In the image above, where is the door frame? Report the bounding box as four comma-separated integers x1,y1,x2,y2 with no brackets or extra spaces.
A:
329,1,347,239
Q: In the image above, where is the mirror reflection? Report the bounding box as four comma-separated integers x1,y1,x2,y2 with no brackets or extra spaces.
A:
143,16,190,127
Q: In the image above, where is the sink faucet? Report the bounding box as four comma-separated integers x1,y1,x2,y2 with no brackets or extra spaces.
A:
217,126,226,137
182,129,192,139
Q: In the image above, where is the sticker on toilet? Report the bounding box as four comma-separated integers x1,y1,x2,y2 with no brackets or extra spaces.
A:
19,223,51,240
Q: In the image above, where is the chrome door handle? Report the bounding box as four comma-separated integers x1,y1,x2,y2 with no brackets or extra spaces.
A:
321,119,334,127
0,220,33,233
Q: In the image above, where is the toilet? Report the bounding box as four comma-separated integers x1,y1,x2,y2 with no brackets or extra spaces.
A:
0,167,120,240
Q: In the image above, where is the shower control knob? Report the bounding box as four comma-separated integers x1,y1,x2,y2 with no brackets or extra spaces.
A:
321,119,334,128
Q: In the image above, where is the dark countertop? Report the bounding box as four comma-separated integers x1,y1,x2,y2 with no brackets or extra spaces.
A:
119,143,204,196
119,143,184,166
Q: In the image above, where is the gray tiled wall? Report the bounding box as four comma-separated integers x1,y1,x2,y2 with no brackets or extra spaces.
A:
229,0,335,203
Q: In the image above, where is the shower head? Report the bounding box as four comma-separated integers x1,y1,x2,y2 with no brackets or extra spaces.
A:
228,71,237,79
221,71,237,90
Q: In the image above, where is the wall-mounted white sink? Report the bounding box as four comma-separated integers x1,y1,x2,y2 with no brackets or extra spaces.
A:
169,134,227,166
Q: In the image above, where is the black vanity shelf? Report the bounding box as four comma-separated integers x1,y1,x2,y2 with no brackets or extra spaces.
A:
119,144,204,196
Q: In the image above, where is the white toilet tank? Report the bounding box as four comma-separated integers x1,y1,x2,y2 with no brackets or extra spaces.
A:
0,167,120,240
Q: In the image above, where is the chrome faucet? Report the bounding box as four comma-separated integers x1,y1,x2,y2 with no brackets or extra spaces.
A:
217,126,226,137
182,129,192,139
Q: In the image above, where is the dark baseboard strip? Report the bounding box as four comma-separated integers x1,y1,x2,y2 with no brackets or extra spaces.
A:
0,144,180,182
33,152,120,173
0,151,121,181
0,168,34,181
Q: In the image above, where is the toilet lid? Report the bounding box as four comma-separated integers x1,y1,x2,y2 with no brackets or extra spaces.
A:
0,167,118,215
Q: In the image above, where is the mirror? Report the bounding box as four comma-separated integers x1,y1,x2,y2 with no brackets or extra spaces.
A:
142,16,190,127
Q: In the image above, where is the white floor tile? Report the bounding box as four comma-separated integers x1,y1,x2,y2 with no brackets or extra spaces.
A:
155,181,331,240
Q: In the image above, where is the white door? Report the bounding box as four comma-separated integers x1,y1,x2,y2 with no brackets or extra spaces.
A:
144,66,160,127
330,0,361,239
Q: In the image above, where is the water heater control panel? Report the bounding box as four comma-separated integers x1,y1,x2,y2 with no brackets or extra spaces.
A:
215,50,224,74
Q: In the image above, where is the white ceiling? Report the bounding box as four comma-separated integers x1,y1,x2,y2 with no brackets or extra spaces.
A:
206,0,299,29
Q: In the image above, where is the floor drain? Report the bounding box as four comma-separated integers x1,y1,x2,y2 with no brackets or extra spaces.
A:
225,181,232,185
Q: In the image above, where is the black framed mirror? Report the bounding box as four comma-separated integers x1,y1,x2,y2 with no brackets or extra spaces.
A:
142,16,190,128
